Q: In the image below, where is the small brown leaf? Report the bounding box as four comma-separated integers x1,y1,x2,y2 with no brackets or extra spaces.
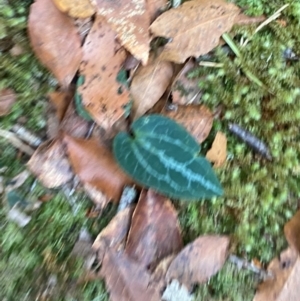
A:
48,90,73,122
93,206,134,261
131,53,173,119
52,0,95,18
150,0,240,63
126,189,182,269
27,138,73,188
95,0,150,65
0,88,16,116
171,59,201,105
166,235,230,290
28,0,82,87
253,248,300,301
206,131,227,167
163,104,213,144
100,250,161,301
83,183,110,209
79,16,129,131
63,134,132,201
284,210,300,253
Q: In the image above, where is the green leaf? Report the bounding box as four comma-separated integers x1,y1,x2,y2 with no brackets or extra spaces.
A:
113,115,223,200
74,76,93,122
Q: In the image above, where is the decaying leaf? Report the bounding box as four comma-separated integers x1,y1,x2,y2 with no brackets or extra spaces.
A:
93,206,134,261
52,0,95,18
284,209,300,253
28,0,82,87
27,138,73,188
78,16,129,131
206,131,227,167
166,235,230,290
163,104,213,144
63,135,132,201
95,0,150,65
0,88,16,116
131,53,173,119
126,189,182,269
100,250,160,301
150,0,240,63
253,248,300,301
83,183,110,209
171,59,201,105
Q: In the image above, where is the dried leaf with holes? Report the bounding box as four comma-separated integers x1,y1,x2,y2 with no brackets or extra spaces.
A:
253,248,300,301
0,88,16,116
126,189,182,269
94,0,150,65
171,59,202,105
150,0,240,63
63,134,132,201
163,105,213,144
28,0,82,87
100,250,161,301
27,138,73,188
131,52,173,119
206,131,227,167
78,16,130,131
52,0,95,18
166,235,230,290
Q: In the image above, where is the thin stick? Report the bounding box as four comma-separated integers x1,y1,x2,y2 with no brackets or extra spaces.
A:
199,61,224,68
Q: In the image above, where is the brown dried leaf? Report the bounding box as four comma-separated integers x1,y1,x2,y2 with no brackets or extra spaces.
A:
28,0,82,87
0,88,16,116
234,13,265,25
131,53,173,119
147,0,168,23
93,206,134,262
83,183,110,209
126,189,182,269
52,0,95,18
95,0,150,64
150,0,240,63
63,134,132,201
284,209,300,253
27,138,73,188
100,250,161,301
171,59,201,105
253,248,300,301
163,104,213,144
48,90,73,122
166,235,230,290
78,16,129,131
206,131,227,167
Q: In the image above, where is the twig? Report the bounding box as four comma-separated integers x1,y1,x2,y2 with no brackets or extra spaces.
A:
117,186,137,212
229,254,272,279
0,128,35,156
198,61,224,68
11,124,43,147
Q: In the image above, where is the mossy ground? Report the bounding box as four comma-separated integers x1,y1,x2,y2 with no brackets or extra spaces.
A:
1,0,300,300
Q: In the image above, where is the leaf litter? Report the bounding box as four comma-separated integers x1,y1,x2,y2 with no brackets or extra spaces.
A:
21,0,295,300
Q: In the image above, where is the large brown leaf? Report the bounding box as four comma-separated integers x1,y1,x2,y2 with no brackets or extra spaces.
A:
131,53,173,119
166,235,230,290
0,88,16,116
100,250,161,301
163,104,213,144
28,0,82,87
284,209,300,253
78,16,130,131
27,138,73,188
150,0,240,63
63,134,132,201
126,189,182,269
93,206,134,261
253,248,300,301
94,0,150,65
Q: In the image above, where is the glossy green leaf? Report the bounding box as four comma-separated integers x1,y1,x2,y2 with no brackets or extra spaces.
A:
113,115,223,200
